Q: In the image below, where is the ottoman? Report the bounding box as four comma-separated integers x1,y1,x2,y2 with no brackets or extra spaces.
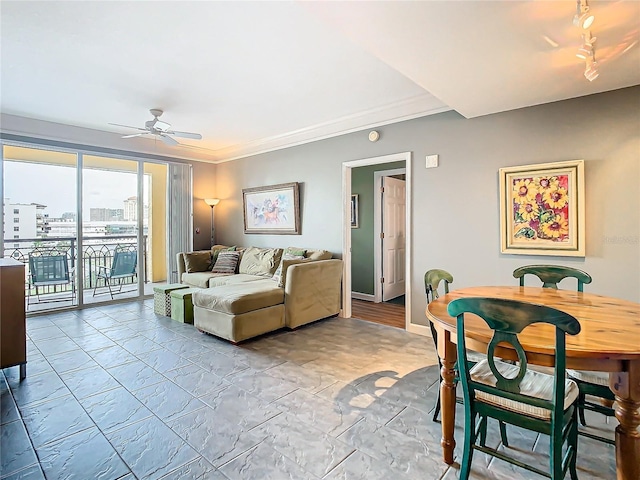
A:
170,288,199,324
192,280,285,343
153,283,189,316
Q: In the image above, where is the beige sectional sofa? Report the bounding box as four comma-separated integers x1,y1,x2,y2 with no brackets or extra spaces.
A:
176,246,343,343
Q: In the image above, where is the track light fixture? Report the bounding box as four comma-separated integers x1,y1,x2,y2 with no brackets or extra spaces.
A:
584,51,599,82
576,32,596,60
573,0,599,81
573,0,595,29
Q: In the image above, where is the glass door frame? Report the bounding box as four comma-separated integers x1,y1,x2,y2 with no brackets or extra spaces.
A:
1,135,191,311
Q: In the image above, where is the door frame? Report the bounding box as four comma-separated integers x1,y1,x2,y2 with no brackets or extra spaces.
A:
373,168,406,303
342,151,412,329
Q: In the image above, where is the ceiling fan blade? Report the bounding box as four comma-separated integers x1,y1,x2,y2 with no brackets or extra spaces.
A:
159,134,179,146
121,132,150,139
166,130,202,140
108,122,148,132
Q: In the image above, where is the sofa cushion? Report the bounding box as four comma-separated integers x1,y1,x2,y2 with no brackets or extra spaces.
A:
183,251,212,273
275,257,313,288
306,249,332,261
238,247,283,277
182,271,219,288
193,280,284,315
272,253,305,286
212,251,241,274
208,274,266,288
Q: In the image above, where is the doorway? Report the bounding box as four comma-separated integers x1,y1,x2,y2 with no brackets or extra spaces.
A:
342,152,412,329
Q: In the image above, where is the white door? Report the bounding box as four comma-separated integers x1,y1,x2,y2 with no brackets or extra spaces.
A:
382,176,406,301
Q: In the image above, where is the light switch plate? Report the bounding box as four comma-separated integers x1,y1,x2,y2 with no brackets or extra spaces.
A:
426,154,439,168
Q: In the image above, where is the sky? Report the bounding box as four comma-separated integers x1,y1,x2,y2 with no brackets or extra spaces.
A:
3,161,148,218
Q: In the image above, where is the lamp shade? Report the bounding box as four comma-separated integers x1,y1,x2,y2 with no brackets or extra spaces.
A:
204,198,220,207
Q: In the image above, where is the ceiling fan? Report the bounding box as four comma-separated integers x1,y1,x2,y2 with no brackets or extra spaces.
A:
109,108,202,146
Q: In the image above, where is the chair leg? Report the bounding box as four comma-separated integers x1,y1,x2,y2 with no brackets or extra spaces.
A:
578,391,587,426
106,278,114,299
432,390,441,422
569,409,580,480
498,421,509,447
550,426,564,480
459,409,476,480
479,416,488,447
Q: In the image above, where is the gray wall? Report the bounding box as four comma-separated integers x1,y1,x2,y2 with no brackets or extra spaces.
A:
214,86,640,325
351,161,406,295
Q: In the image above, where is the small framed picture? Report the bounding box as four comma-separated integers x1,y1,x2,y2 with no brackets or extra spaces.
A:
351,194,359,228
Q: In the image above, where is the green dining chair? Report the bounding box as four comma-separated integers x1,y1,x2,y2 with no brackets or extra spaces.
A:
448,297,580,480
513,264,614,443
512,264,592,292
424,269,499,439
424,269,454,421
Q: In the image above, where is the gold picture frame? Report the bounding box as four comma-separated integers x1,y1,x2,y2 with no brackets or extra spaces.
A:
499,160,585,256
242,182,301,235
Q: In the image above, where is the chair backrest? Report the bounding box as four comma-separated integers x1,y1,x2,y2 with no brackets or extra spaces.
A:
111,251,137,278
424,269,453,304
513,265,592,292
448,297,580,418
29,254,70,284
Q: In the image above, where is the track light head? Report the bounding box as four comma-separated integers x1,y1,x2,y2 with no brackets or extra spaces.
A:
573,0,595,29
584,64,599,81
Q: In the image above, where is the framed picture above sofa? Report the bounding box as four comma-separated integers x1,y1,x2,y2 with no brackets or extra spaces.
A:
242,182,301,234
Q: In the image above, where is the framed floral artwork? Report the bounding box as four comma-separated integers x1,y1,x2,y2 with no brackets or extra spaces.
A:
499,160,585,256
242,182,301,234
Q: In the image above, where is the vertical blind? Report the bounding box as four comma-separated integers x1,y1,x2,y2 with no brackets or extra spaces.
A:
166,163,192,283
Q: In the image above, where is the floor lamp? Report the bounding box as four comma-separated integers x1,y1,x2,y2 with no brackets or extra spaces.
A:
204,198,220,246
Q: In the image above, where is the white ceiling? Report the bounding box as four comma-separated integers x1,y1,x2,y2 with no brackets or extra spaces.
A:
1,1,638,163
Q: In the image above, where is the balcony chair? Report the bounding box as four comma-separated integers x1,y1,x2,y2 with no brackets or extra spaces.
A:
93,250,137,299
513,264,614,444
448,297,580,480
28,254,75,304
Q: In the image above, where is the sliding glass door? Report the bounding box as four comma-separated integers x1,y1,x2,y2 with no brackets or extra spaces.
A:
2,145,79,312
1,140,191,312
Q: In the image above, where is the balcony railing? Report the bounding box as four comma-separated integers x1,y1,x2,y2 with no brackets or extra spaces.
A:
3,235,148,299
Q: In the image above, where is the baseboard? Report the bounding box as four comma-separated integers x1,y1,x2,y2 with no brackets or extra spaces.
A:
407,322,432,337
351,292,375,302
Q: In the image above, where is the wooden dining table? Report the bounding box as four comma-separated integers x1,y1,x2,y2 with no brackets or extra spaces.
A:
426,286,640,480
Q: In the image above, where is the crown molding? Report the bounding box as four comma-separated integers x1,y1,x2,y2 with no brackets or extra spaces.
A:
213,93,450,163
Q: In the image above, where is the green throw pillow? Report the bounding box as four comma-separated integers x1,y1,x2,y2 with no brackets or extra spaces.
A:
285,247,307,257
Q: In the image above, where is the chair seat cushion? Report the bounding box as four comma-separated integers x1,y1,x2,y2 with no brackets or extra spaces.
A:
566,369,609,387
470,359,579,420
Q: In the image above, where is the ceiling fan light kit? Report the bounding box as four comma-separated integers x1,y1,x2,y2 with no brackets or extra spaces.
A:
573,0,599,82
110,108,203,146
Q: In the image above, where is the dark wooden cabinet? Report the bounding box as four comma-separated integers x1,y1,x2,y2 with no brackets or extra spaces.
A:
0,258,26,379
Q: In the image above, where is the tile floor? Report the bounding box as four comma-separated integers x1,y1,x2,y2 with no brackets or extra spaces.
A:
1,300,616,479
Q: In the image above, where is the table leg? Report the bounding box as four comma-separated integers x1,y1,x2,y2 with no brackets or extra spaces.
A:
438,328,458,465
610,361,640,480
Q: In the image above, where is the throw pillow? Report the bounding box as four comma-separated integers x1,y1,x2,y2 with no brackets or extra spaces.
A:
285,247,307,257
211,245,236,266
211,250,241,274
272,253,306,287
183,251,212,273
239,247,283,276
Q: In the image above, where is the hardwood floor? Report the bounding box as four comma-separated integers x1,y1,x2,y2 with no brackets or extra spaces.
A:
350,298,405,329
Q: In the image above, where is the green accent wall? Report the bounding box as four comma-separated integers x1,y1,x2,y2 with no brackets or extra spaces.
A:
351,161,405,295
